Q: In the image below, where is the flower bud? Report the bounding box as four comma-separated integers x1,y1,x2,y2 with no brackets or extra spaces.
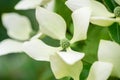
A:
60,39,70,49
114,6,120,17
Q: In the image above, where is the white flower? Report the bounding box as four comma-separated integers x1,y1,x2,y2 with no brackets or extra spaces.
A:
15,0,55,11
0,13,34,55
22,7,88,80
36,7,91,43
87,61,113,80
23,39,84,80
65,0,120,27
87,40,120,80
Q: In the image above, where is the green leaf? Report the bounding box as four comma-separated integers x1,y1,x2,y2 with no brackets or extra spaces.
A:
54,0,73,39
0,0,19,12
80,62,91,80
102,0,118,12
108,76,120,80
54,0,72,27
83,24,110,63
109,22,120,44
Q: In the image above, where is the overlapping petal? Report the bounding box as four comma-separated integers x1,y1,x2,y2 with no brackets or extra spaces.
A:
36,7,66,40
0,39,23,56
65,0,116,27
2,13,32,41
87,61,113,80
70,7,91,43
57,50,84,65
23,39,59,61
50,53,83,80
90,17,116,27
98,40,120,78
65,0,90,11
90,0,114,17
66,0,114,17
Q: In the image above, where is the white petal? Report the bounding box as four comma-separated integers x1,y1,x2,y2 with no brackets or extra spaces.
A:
57,50,84,65
90,17,116,27
2,13,32,41
36,7,66,40
90,0,114,17
22,39,59,61
15,0,42,10
70,7,91,43
50,53,83,80
98,40,120,78
0,39,23,56
65,0,90,11
45,0,55,11
115,0,120,5
87,61,113,80
40,0,52,5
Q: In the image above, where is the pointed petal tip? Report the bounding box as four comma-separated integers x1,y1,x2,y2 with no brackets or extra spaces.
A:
0,39,23,56
36,7,66,40
65,0,91,11
2,13,32,40
71,7,91,43
91,0,115,17
57,51,85,65
14,0,43,10
90,17,116,27
22,39,59,61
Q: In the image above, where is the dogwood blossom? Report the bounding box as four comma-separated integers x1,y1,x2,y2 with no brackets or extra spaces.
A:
22,7,90,80
87,40,120,80
0,13,32,55
15,0,55,11
65,0,120,27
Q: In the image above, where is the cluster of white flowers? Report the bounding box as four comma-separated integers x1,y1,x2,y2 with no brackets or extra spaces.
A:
0,0,120,80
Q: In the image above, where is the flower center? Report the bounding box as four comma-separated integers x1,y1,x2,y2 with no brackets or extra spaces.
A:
114,6,120,17
60,39,70,49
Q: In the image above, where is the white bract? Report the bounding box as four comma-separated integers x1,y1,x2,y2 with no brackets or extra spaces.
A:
87,40,120,80
65,0,120,27
22,7,89,80
15,0,55,11
87,61,113,80
36,7,91,43
2,13,32,41
0,13,33,55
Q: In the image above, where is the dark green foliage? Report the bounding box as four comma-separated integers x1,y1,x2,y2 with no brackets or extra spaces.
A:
109,23,120,44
